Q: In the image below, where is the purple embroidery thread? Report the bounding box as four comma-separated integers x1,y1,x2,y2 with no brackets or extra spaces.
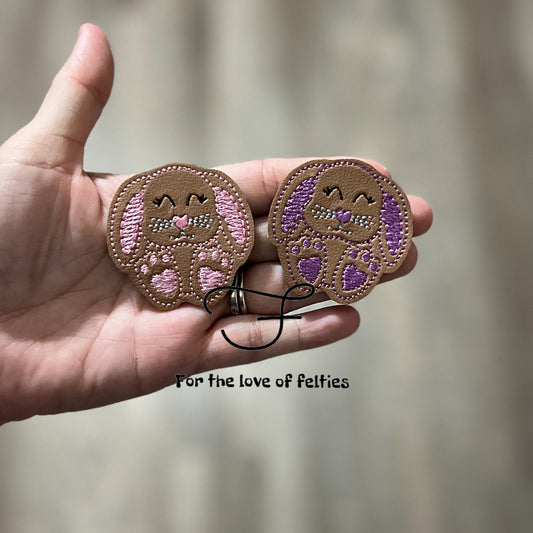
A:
270,159,412,304
342,264,367,291
297,256,322,283
280,177,318,233
381,193,402,255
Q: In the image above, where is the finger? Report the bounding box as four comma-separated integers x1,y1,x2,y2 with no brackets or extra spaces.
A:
249,194,433,263
244,246,419,314
88,172,130,218
29,24,114,168
216,157,388,217
409,195,433,236
244,263,328,314
200,305,359,371
380,243,418,283
204,262,328,322
248,216,276,262
206,242,418,322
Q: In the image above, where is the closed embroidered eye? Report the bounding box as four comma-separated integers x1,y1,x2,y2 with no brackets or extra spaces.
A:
153,194,176,207
186,193,208,206
323,186,343,200
353,193,375,204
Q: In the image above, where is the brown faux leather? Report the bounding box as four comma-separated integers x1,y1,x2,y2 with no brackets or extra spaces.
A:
107,164,254,310
268,159,412,304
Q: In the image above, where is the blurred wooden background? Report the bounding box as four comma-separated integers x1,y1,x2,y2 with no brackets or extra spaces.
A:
0,0,532,532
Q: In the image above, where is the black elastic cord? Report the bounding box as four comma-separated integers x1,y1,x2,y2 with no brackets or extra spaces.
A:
203,283,315,350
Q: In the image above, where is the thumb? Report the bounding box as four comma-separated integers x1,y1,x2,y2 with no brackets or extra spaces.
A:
29,23,114,168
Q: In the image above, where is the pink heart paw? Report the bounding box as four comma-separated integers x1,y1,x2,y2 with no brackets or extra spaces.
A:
151,269,178,297
198,267,225,292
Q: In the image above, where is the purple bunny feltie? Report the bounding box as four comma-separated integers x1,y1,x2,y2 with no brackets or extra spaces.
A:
107,164,254,310
268,159,413,304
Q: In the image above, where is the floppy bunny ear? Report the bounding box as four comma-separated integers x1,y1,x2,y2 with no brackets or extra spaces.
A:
279,176,318,234
107,177,147,268
270,163,325,243
376,175,413,271
212,178,254,257
213,186,247,246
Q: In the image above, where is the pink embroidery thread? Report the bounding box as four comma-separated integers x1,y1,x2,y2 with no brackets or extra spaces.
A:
108,164,254,309
214,187,246,245
151,269,178,297
120,192,144,255
198,266,225,292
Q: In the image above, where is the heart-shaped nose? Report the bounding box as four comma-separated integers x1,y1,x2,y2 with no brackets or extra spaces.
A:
173,215,189,229
336,209,352,224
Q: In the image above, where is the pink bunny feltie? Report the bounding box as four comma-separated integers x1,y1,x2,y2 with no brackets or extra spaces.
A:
107,164,254,310
268,159,413,304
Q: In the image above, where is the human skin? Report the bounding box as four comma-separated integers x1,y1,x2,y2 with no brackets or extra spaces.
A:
0,24,432,424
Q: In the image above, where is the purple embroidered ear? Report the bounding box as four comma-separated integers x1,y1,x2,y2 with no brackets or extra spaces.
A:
381,193,402,255
377,176,412,269
120,192,144,255
213,186,246,246
280,176,318,233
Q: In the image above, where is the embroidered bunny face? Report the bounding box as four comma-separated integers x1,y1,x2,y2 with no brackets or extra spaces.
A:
107,164,254,310
269,159,412,304
305,166,382,242
142,174,218,246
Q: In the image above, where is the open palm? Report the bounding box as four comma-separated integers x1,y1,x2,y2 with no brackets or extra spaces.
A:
0,25,432,424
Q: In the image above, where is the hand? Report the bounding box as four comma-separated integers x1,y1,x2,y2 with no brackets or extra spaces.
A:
0,24,432,424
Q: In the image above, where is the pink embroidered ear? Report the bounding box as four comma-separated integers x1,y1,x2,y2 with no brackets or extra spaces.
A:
119,192,144,255
213,186,246,245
